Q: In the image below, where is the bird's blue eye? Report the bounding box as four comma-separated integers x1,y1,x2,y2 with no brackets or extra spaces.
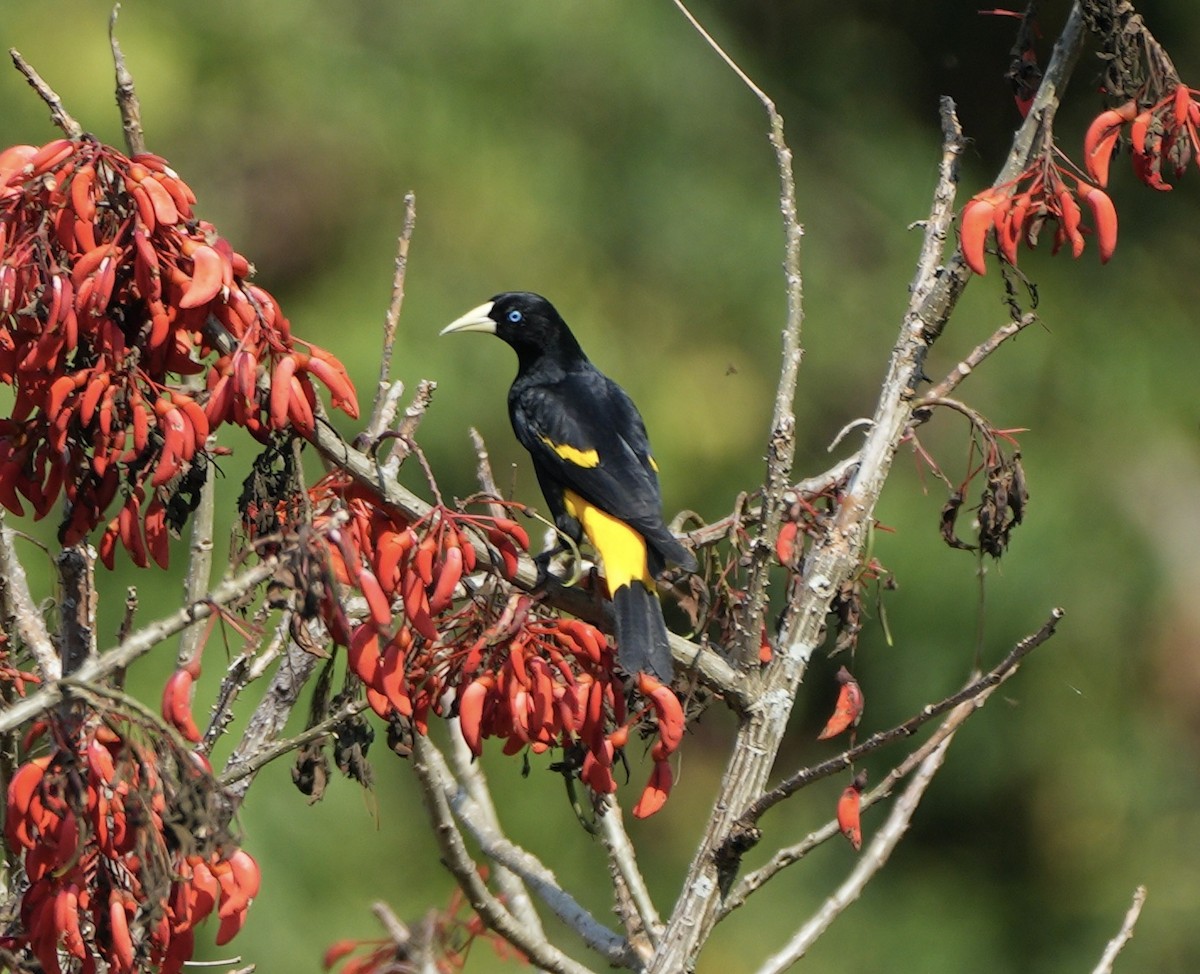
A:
506,309,523,324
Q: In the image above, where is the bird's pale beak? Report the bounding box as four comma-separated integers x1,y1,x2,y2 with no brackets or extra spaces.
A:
440,301,497,336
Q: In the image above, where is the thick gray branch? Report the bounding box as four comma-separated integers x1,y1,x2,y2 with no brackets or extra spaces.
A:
0,559,277,734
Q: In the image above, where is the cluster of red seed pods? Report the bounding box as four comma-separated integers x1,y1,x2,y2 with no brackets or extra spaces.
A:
960,159,1117,276
0,137,357,564
3,718,259,973
293,475,688,817
1084,84,1200,190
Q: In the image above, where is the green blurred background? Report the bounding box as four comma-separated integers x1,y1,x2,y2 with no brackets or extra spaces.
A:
4,1,1200,971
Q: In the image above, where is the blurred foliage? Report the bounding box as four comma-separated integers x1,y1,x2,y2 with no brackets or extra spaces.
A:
4,1,1200,971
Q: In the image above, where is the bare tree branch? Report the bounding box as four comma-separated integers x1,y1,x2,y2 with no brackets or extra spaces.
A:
647,93,969,974
0,515,58,681
922,313,1039,403
220,638,322,802
55,544,98,676
754,730,957,973
730,607,1063,834
670,0,805,672
0,557,278,735
109,4,146,156
219,690,368,790
421,736,634,967
598,793,662,949
360,193,417,449
1091,886,1148,974
445,710,547,941
410,735,605,974
8,49,83,139
176,446,218,671
718,608,1063,919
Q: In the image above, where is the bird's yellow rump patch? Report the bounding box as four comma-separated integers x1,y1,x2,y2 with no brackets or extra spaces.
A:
563,489,651,592
541,436,599,469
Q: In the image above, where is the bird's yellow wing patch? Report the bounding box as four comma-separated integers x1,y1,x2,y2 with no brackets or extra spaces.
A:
540,436,600,469
563,489,651,592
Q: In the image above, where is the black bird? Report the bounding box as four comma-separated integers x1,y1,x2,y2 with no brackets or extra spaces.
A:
441,292,696,681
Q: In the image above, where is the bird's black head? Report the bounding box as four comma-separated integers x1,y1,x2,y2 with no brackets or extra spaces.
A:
441,291,586,368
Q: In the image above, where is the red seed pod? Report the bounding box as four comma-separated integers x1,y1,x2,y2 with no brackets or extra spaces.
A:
492,516,530,550
374,527,416,591
301,348,360,419
758,626,773,664
960,195,1000,275
638,671,685,753
1081,185,1118,264
4,755,51,851
775,519,799,566
837,770,868,851
632,759,673,819
428,544,464,613
458,674,495,756
346,624,382,688
1083,101,1136,186
817,666,865,740
269,354,297,429
161,667,203,743
401,569,438,642
581,744,617,794
357,567,392,629
378,636,412,717
178,244,224,308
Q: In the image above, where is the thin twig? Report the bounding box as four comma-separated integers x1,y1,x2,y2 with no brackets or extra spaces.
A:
469,427,507,521
599,793,662,947
671,0,805,672
109,4,146,156
410,735,603,974
732,607,1062,832
1090,886,1147,974
379,378,438,475
218,690,368,788
361,193,417,446
682,456,860,550
371,900,413,948
445,710,547,941
8,50,83,138
0,515,58,681
116,586,138,646
719,645,1040,919
219,638,322,801
916,395,1003,442
922,313,1038,402
0,558,278,735
200,610,292,757
754,731,957,973
360,380,407,457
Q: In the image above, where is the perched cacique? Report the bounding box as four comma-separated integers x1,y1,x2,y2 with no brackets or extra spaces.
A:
441,292,696,681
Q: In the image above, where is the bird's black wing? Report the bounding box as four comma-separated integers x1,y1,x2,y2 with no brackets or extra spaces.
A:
510,366,692,569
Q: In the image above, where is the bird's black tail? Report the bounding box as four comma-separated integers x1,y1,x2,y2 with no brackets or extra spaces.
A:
612,581,673,682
